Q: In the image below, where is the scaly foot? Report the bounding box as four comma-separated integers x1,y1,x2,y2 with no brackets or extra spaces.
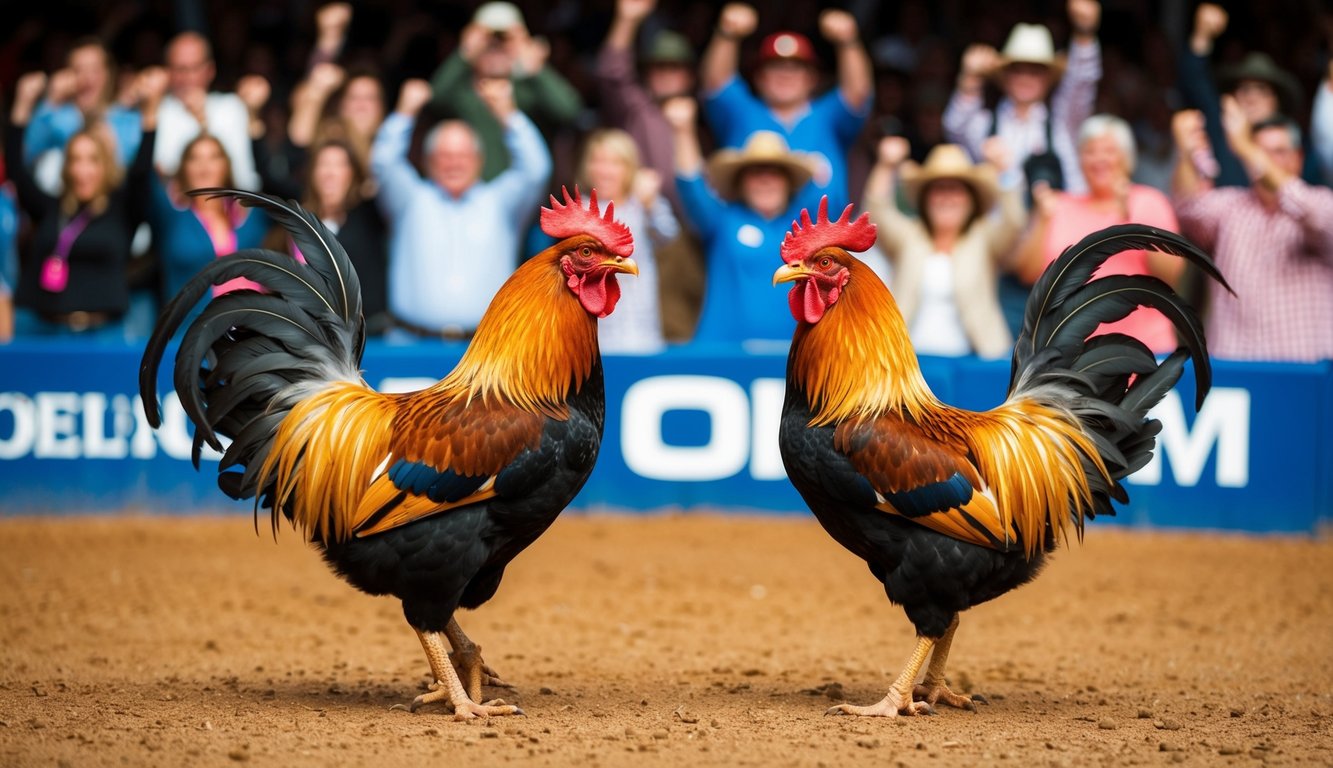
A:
450,647,515,703
395,681,524,721
913,680,987,712
827,686,932,718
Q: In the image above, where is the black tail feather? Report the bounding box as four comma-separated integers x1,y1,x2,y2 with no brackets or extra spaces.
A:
138,189,365,502
1009,224,1228,520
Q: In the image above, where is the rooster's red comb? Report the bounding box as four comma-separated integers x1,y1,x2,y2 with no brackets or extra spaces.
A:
540,186,634,258
780,196,877,263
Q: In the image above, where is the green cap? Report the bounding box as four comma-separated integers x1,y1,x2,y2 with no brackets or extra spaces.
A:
642,31,694,66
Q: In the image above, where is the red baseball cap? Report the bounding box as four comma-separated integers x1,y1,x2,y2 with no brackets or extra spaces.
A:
757,32,817,66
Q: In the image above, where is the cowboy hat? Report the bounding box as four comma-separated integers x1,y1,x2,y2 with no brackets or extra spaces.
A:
706,131,816,201
900,144,999,213
993,23,1066,78
1218,52,1303,117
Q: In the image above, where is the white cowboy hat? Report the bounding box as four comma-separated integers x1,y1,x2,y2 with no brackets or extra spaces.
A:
994,23,1066,77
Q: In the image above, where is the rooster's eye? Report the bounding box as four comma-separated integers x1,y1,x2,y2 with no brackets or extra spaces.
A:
819,257,832,269
580,247,592,258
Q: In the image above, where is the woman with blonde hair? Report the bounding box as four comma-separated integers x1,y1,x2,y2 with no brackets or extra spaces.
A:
863,136,1025,359
5,68,164,339
577,127,679,352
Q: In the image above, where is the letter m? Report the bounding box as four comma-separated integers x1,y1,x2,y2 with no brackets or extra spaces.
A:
1132,388,1249,488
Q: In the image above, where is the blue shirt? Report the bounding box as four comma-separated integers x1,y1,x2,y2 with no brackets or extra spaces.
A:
372,112,551,331
703,76,868,209
148,177,271,326
677,174,820,345
25,101,143,171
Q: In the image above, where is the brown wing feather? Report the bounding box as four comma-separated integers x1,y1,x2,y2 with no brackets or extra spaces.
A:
836,413,1021,551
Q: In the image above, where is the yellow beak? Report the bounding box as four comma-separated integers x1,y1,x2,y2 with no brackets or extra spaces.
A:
773,262,810,286
601,256,639,276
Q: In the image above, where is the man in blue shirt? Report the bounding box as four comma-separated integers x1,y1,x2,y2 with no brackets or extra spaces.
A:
699,4,872,209
371,78,551,339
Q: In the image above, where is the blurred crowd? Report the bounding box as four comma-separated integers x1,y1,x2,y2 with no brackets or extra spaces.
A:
0,0,1330,362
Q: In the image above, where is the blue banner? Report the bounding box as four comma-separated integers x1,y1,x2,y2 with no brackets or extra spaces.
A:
0,340,1328,533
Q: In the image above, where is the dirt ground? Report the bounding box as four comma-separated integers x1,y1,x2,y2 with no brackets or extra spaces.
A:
0,513,1330,768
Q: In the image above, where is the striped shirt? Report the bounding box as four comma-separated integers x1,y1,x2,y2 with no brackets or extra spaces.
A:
1174,180,1333,362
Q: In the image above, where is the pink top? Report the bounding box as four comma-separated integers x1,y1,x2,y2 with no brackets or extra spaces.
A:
196,207,263,297
1041,185,1181,353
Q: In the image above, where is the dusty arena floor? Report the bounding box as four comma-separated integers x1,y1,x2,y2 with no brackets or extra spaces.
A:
0,514,1330,767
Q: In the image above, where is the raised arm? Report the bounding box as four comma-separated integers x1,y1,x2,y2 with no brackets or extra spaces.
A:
862,136,913,258
1177,3,1246,186
126,67,167,224
1313,63,1333,184
479,77,552,213
371,79,433,222
701,3,756,94
1050,0,1102,142
596,0,656,126
942,45,998,157
6,72,56,217
288,62,346,148
819,10,871,113
1170,109,1214,201
1010,181,1058,282
310,2,351,68
664,96,721,240
979,137,1026,257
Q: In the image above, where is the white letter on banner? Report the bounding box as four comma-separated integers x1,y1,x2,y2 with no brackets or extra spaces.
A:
622,376,749,481
82,393,129,459
1132,388,1249,488
130,395,158,459
749,378,787,480
35,392,81,458
0,393,36,459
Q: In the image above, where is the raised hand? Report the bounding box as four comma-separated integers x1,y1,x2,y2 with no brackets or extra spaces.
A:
616,0,657,24
1068,0,1101,36
515,35,549,75
237,75,271,116
476,76,516,123
876,136,910,167
135,66,170,106
1171,109,1207,153
1030,180,1059,220
307,62,347,99
662,96,697,131
717,3,758,39
396,78,433,117
1193,4,1228,44
633,168,662,208
819,9,860,46
47,68,77,105
981,136,1013,173
961,44,999,79
316,2,352,35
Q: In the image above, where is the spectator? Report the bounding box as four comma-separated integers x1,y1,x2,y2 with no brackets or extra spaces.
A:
1179,4,1322,188
372,78,550,340
577,129,678,354
1172,105,1333,362
6,68,164,340
1013,114,1183,354
23,38,142,195
288,64,385,180
0,274,11,343
154,31,260,190
149,130,271,325
429,2,582,183
944,0,1102,197
304,138,389,335
699,3,872,208
863,137,1024,359
1316,59,1333,186
665,96,819,346
596,0,695,217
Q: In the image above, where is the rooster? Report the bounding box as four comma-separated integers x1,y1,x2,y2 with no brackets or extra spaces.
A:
772,199,1228,718
139,187,637,720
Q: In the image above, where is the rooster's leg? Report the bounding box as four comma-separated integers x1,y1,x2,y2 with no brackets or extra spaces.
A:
912,617,987,711
403,628,523,721
827,635,935,717
444,617,515,703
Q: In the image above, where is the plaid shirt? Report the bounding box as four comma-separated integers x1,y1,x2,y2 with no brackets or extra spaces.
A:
1175,180,1333,362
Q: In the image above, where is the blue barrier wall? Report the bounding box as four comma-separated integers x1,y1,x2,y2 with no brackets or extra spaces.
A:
0,340,1329,533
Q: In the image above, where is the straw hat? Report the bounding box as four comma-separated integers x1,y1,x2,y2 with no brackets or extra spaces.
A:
706,131,816,200
994,23,1065,78
900,144,998,213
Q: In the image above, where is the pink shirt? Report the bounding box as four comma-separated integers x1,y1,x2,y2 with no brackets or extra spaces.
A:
1042,185,1181,353
196,208,262,297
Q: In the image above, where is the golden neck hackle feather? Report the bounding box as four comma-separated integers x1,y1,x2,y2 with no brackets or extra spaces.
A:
791,254,1110,558
431,251,600,418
